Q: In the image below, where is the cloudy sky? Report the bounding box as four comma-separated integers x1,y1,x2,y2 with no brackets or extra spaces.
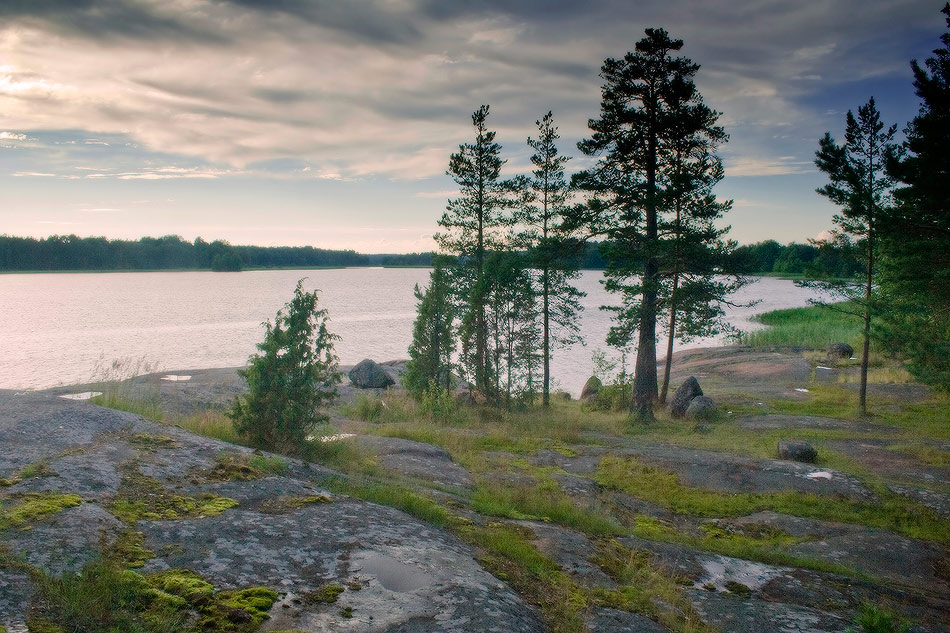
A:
0,1,943,253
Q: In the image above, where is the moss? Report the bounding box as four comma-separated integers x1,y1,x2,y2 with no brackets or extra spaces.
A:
340,606,353,618
257,494,332,514
125,433,178,450
201,452,288,482
725,580,752,597
0,492,82,530
198,587,279,632
303,584,344,604
147,569,214,605
106,463,238,524
110,529,155,568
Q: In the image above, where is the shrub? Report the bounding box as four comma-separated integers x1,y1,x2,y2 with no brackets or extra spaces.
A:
230,280,341,452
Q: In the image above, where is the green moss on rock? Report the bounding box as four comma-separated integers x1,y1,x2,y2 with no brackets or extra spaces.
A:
198,587,279,632
106,464,238,524
303,583,344,604
148,569,215,605
0,492,82,530
257,494,332,514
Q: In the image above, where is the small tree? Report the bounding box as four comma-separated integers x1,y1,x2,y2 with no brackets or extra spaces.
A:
230,280,341,451
404,260,456,398
814,97,897,415
436,105,516,401
518,111,585,407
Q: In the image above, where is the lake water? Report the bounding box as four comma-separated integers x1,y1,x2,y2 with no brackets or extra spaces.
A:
0,269,823,394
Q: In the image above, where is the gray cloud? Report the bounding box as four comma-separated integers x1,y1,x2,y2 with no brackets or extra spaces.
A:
0,0,942,181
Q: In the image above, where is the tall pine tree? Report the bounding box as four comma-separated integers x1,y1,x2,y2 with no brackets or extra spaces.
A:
575,28,727,421
813,97,898,414
881,4,950,390
435,105,514,400
517,111,585,407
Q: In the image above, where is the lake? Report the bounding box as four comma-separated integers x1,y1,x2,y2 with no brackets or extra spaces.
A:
0,269,824,394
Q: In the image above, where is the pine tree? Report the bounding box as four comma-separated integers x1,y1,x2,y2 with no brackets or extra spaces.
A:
230,280,341,451
881,4,950,390
813,97,898,414
656,71,744,404
404,260,456,398
574,28,727,421
517,111,585,407
435,105,515,401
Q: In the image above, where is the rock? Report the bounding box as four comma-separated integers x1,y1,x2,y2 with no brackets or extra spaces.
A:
348,359,395,389
685,395,717,420
777,439,818,463
827,342,854,359
669,376,703,418
580,376,602,401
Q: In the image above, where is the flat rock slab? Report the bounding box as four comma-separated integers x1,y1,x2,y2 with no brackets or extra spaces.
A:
0,391,542,633
689,588,849,633
354,435,474,489
589,607,671,632
737,414,895,433
617,444,876,500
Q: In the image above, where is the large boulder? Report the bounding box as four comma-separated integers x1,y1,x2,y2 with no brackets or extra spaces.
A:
668,376,703,418
580,376,603,402
685,395,717,420
778,439,818,463
348,359,395,389
827,342,854,359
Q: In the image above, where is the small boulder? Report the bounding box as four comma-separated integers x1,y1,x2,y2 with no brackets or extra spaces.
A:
669,377,703,418
778,439,818,463
580,376,603,402
827,342,854,359
685,395,717,420
348,359,395,389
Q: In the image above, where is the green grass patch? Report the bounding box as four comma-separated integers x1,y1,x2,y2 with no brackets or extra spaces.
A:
597,456,949,545
91,393,165,423
739,302,863,349
0,459,56,487
472,481,623,537
590,539,715,633
174,410,246,445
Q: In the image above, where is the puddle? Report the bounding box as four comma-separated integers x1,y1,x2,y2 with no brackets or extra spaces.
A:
816,366,833,370
161,375,192,382
794,388,810,393
807,471,833,480
59,391,102,400
694,555,784,592
354,551,432,592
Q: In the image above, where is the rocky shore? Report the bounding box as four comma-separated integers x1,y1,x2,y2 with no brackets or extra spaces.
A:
2,347,948,632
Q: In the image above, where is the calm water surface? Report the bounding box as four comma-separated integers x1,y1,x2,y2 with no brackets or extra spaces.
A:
0,269,824,394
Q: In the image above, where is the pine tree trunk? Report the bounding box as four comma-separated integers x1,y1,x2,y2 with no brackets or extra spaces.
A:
633,115,659,422
860,234,873,416
660,273,679,404
542,265,550,408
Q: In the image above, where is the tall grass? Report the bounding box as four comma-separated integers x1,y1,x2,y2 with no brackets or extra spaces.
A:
739,303,863,349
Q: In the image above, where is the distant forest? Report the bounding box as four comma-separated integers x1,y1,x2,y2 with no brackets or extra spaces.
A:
0,233,859,276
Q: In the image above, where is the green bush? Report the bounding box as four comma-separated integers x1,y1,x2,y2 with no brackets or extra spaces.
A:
230,280,341,452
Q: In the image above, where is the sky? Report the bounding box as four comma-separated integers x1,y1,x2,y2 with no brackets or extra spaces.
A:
0,1,944,253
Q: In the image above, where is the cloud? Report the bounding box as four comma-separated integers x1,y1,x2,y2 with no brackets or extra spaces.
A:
0,0,939,182
0,131,27,141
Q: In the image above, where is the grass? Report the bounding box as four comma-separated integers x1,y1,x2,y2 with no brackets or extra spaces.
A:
471,481,623,536
739,302,863,349
596,455,949,545
106,463,238,524
590,539,716,633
